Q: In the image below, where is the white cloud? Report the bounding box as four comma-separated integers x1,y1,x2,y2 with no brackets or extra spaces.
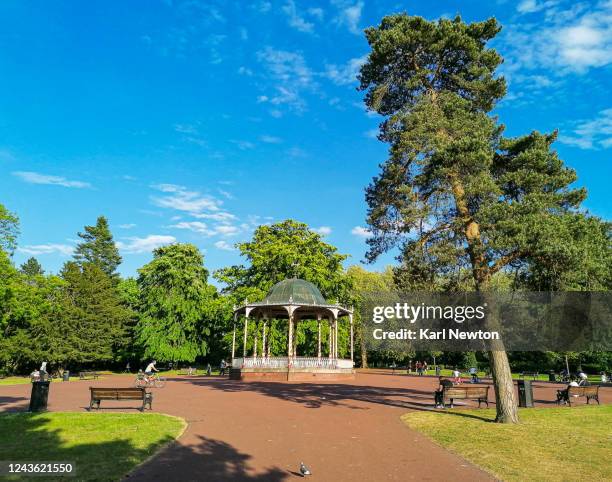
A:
214,240,235,251
351,226,371,238
282,0,315,33
174,124,198,134
215,225,240,236
517,0,558,14
231,140,256,150
504,1,612,74
18,243,74,256
287,146,306,157
256,47,315,113
117,235,176,254
238,66,253,76
325,54,367,86
260,135,282,143
13,171,91,189
308,7,324,20
193,212,237,222
558,108,612,149
332,0,363,35
151,183,223,215
169,221,212,235
254,1,271,13
314,226,332,235
118,223,136,229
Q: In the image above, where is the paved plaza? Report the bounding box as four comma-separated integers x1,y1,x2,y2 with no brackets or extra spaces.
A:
1,371,609,481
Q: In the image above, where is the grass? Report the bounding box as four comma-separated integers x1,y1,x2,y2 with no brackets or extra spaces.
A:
0,376,104,386
0,412,186,481
373,368,603,383
402,405,612,482
0,377,35,386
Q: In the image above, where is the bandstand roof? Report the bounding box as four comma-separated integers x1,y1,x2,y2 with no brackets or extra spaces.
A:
233,278,352,319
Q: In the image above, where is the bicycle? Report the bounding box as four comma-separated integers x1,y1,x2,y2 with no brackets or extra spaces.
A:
134,372,166,388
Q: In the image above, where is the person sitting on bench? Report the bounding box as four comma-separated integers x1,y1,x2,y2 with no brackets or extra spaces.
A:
468,367,479,383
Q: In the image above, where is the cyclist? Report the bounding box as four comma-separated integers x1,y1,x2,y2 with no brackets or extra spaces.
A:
144,360,158,383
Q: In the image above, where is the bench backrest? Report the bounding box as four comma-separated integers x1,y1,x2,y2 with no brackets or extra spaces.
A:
445,386,489,399
568,386,598,396
90,387,145,400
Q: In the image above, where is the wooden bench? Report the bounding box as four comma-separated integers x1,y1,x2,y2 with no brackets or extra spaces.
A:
435,381,489,408
556,385,600,406
520,371,539,380
89,387,152,411
79,371,99,380
179,368,198,376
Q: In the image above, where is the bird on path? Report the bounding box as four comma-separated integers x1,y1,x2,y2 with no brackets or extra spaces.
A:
300,462,311,476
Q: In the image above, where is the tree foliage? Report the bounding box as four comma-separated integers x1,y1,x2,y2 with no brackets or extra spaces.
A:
215,219,351,302
74,216,122,278
0,203,19,255
20,257,44,277
136,244,226,363
357,13,598,423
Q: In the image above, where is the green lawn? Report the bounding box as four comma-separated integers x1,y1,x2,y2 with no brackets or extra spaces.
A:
403,405,611,481
0,412,185,481
0,377,34,386
0,376,105,386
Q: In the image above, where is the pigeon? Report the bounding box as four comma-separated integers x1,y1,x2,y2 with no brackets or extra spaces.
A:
299,462,311,476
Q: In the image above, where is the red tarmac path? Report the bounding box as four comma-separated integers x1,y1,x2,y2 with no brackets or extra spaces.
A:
1,371,610,481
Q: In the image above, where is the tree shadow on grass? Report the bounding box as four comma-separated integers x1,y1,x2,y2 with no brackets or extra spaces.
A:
1,412,284,481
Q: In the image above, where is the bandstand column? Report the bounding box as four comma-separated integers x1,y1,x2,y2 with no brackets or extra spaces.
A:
334,317,338,359
262,318,267,358
349,314,354,362
231,314,237,360
288,313,293,359
253,316,259,359
328,316,333,359
317,314,322,359
293,316,299,358
243,315,249,358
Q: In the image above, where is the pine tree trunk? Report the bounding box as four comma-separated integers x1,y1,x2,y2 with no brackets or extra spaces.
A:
360,337,368,368
358,323,368,368
488,347,519,423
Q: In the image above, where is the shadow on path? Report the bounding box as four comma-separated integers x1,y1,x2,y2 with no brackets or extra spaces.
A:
171,376,497,417
127,435,286,482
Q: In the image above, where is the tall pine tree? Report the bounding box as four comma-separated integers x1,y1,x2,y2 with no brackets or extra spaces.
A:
20,257,44,277
358,14,591,423
74,216,122,278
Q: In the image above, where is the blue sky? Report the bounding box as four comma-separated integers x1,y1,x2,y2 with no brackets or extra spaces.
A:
1,0,610,281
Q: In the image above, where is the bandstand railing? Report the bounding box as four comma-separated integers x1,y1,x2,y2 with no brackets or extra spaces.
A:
232,357,353,369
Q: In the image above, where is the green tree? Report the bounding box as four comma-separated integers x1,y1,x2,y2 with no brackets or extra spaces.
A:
216,220,351,302
136,244,225,363
0,203,19,255
58,261,130,368
358,14,591,423
347,265,396,368
518,214,611,291
19,257,44,277
74,216,122,278
215,220,352,357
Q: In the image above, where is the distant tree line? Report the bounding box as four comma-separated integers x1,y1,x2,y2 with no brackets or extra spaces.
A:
0,205,609,376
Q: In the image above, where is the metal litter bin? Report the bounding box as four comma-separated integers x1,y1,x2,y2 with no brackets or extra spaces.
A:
517,379,534,408
63,371,70,382
548,371,556,382
29,380,50,412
